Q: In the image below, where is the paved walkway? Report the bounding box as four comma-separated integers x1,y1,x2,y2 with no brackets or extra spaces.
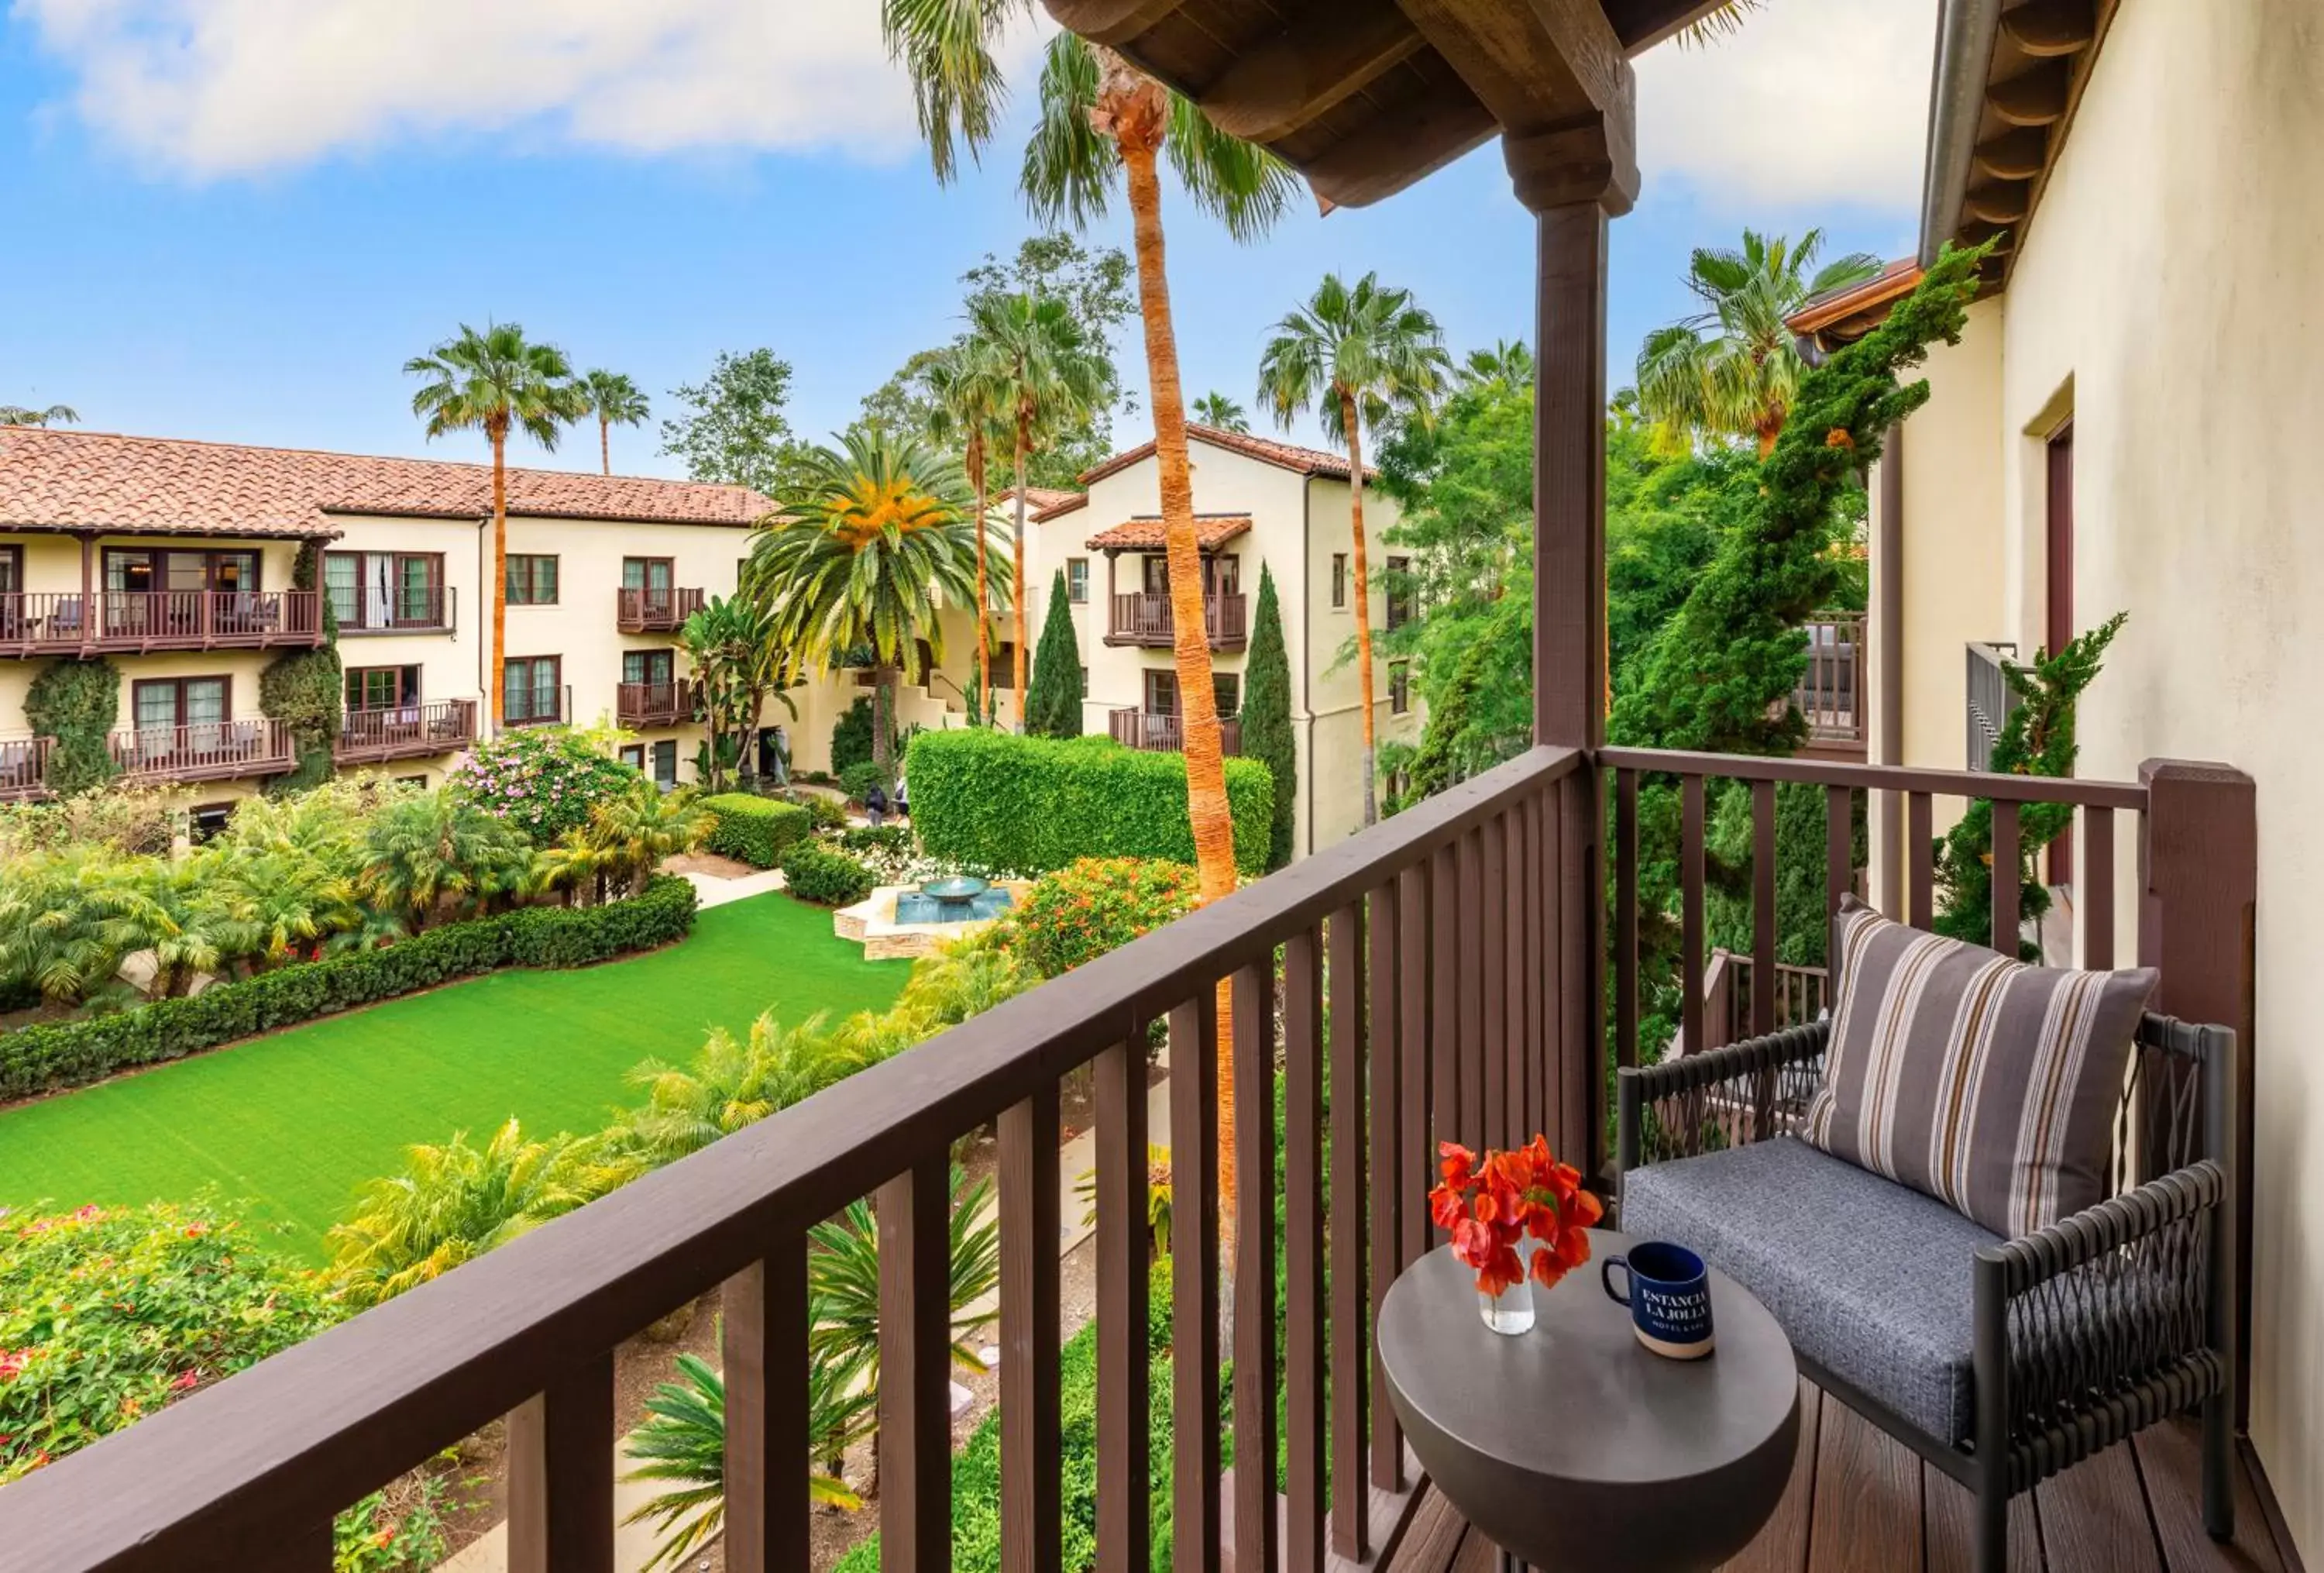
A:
677,867,787,909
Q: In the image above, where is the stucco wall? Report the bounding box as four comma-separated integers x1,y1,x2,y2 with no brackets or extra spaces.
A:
1906,0,2324,1551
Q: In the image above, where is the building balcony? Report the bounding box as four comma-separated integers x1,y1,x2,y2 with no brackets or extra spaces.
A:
335,586,456,637
615,587,705,635
1104,590,1248,650
615,680,691,728
107,718,295,784
0,590,325,659
1794,609,1865,761
334,700,479,766
0,735,53,803
1108,707,1242,756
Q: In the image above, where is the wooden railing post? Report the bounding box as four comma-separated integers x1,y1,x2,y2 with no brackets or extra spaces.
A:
506,1353,616,1573
2139,758,2257,1416
720,1245,810,1573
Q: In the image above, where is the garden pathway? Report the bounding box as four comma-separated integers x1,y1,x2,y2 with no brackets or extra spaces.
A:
676,866,788,909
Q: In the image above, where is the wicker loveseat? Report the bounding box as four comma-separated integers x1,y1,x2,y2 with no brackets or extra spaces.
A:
1616,1012,2237,1573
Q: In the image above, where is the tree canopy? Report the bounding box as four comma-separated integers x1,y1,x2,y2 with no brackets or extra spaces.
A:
661,348,815,497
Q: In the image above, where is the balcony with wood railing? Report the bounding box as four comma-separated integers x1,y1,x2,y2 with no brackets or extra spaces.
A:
1107,707,1243,755
1793,609,1865,759
0,735,53,802
107,718,296,784
1104,590,1249,650
615,680,691,728
334,700,479,766
616,587,706,635
335,585,456,637
1966,638,2019,773
0,590,325,658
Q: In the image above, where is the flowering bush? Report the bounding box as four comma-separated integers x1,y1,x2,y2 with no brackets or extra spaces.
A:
448,727,638,846
1428,1137,1602,1299
1013,858,1200,980
0,1200,336,1484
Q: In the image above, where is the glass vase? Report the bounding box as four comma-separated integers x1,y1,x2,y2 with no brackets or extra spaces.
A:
1477,1241,1538,1335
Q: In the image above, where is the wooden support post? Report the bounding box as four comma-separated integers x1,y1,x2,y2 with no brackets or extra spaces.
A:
507,1354,616,1573
2139,759,2257,1420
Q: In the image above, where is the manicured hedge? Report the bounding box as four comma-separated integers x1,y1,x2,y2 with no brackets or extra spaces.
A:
906,729,1273,877
0,876,698,1103
701,794,813,869
779,842,876,907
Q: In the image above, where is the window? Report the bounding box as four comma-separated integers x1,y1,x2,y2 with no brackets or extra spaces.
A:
618,744,646,770
650,739,679,789
187,803,234,844
506,555,559,605
504,656,562,725
327,552,444,630
622,557,676,618
0,546,20,594
106,548,260,594
1065,558,1090,604
1331,552,1349,609
1390,661,1411,715
622,649,675,687
991,642,1019,690
345,665,421,712
1144,669,1178,716
1080,665,1089,699
132,676,229,732
1385,556,1413,630
1212,673,1240,718
395,775,431,790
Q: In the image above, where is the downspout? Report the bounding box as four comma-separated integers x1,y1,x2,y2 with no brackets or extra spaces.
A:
1301,475,1315,857
1918,0,2002,268
1877,423,1906,904
476,515,490,731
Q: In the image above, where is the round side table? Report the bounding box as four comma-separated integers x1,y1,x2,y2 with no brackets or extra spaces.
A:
1378,1233,1799,1573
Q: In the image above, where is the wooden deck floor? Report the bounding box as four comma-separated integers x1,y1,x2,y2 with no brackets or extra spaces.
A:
1384,1382,2299,1573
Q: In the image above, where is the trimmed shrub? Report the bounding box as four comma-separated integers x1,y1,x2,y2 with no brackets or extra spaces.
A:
907,728,1272,877
830,696,875,776
796,791,849,832
0,876,697,1102
837,759,887,805
778,843,875,908
701,794,813,869
1015,858,1202,979
836,824,911,859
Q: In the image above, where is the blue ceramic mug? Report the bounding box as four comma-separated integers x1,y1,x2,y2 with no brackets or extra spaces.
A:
1601,1241,1715,1359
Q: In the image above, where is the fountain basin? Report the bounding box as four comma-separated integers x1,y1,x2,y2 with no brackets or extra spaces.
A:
834,880,1032,961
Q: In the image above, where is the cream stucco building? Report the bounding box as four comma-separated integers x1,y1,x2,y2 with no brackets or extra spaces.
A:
1800,1,2323,1556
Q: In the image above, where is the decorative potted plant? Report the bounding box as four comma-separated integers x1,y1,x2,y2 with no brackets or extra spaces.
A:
1428,1135,1602,1334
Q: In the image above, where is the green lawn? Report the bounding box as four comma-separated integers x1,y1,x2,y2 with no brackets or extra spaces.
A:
0,892,907,1261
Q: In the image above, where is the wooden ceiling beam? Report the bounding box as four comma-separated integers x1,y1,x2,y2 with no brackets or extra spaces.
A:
2000,0,2098,57
1042,0,1191,48
1298,91,1501,209
1988,60,2071,125
1974,126,2048,180
1599,0,1743,54
1963,180,2031,225
1198,0,1427,143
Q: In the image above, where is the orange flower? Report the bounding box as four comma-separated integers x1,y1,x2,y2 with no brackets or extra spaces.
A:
1437,1141,1476,1189
1434,1132,1600,1297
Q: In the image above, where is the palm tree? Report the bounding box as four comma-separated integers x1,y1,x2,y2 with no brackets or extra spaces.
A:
1259,272,1452,825
541,776,710,904
971,290,1112,712
0,403,78,427
621,1347,873,1571
1634,229,1882,456
357,792,538,931
807,1167,1002,1377
578,369,651,476
885,5,1298,1239
743,430,997,776
406,323,586,730
613,1011,861,1168
1457,340,1536,394
923,339,1011,721
1190,391,1249,432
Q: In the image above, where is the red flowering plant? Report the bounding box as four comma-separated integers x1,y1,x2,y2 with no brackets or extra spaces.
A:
1428,1135,1604,1299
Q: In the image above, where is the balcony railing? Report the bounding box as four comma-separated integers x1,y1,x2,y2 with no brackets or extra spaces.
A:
0,591,325,658
1793,609,1864,754
335,585,455,636
1672,948,1831,1056
616,587,705,635
1104,590,1249,649
108,718,296,784
1108,707,1243,756
334,700,479,766
615,680,691,728
0,743,2255,1571
1966,639,2018,773
0,735,53,802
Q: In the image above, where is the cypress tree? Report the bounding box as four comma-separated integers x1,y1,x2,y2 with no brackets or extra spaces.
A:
1024,570,1084,738
1243,562,1298,869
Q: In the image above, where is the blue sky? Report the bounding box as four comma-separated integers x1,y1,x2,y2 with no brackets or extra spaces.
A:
0,2,1935,477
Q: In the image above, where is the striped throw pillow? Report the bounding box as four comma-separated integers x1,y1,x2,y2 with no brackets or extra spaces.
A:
1801,897,2156,1239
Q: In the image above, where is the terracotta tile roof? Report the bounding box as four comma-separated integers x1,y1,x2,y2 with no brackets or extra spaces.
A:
1087,514,1253,552
1032,492,1089,523
1785,258,1924,347
1077,423,1370,487
997,484,1082,515
0,427,772,539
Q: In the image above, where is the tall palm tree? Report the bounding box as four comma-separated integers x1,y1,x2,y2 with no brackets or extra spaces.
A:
1259,272,1452,826
885,3,1297,1239
743,430,997,775
0,403,78,427
1634,229,1882,456
1456,340,1536,394
406,323,586,730
578,369,651,475
1190,391,1250,432
923,339,1011,721
970,289,1112,711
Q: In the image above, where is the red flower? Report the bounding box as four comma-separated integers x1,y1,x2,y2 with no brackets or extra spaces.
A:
1432,1132,1598,1297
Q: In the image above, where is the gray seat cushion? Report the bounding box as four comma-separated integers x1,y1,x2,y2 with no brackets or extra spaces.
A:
1621,1136,2002,1445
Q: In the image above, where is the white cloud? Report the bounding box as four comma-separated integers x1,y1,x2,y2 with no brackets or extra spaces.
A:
1635,0,1938,212
13,0,1048,177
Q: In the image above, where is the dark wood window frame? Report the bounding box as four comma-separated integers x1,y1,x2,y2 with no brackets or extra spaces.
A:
1065,557,1090,604
506,555,560,606
649,739,679,789
104,546,263,593
622,556,676,589
345,665,422,712
623,649,676,687
132,673,232,729
1385,554,1413,629
1331,552,1349,610
618,743,647,770
327,550,446,631
1212,671,1240,718
1390,660,1411,715
504,656,563,725
0,546,22,594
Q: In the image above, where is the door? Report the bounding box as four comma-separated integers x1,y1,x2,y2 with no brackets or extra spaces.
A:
1143,668,1178,747
623,649,674,689
624,557,676,619
650,739,679,790
2045,422,2075,885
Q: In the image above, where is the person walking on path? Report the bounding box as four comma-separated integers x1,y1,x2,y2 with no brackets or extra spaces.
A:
865,781,889,828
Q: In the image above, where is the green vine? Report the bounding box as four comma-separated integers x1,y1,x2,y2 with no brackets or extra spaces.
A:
260,542,341,793
26,658,122,796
